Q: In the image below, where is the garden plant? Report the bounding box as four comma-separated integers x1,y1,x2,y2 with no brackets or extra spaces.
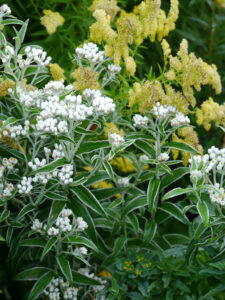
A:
0,0,225,299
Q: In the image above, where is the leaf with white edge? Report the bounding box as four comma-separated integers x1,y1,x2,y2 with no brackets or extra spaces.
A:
163,141,200,155
57,255,73,285
14,267,51,281
159,203,189,224
122,196,147,217
31,158,67,175
148,179,161,217
15,19,28,51
76,141,110,154
74,127,97,135
0,210,10,222
65,236,99,253
103,161,115,181
135,140,156,158
128,214,139,235
0,235,5,242
126,133,155,141
47,201,65,230
71,185,106,217
162,187,193,201
15,204,34,221
197,184,223,196
28,271,54,300
41,237,57,260
108,140,135,160
58,135,75,144
72,271,101,285
161,167,189,189
197,201,209,227
2,19,24,25
19,238,45,248
112,236,126,257
1,117,17,131
144,221,157,243
45,192,67,201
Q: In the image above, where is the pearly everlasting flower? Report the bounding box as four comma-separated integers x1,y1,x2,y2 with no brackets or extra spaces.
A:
139,154,150,162
0,4,11,15
92,96,115,114
158,153,170,162
5,121,30,139
133,114,149,128
47,226,59,236
18,177,33,194
108,64,121,74
170,112,190,127
52,144,64,159
76,217,88,231
109,132,124,148
31,219,43,232
209,183,225,206
75,42,105,65
190,170,202,179
57,164,73,185
2,183,14,197
152,102,176,120
76,247,88,256
17,47,51,68
118,177,130,187
78,268,106,293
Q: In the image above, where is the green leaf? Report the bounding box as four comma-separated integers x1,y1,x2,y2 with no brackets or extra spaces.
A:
148,179,161,217
71,185,106,217
15,19,28,51
163,141,200,155
41,237,57,260
126,133,154,141
31,158,67,175
1,117,17,131
2,19,24,26
0,235,5,242
108,140,135,160
143,221,157,242
58,135,75,144
103,161,115,181
45,192,67,201
135,140,156,158
65,236,99,253
74,127,97,135
162,187,193,201
72,271,101,285
0,209,10,222
19,238,45,248
161,167,189,189
76,141,110,154
197,201,209,227
15,204,34,222
28,271,54,300
47,201,65,230
92,187,123,200
57,255,73,285
159,203,189,224
128,214,139,235
14,267,51,281
122,196,147,217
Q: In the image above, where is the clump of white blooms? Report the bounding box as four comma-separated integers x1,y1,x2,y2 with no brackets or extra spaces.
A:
139,154,150,162
58,164,73,185
158,152,170,162
52,144,64,159
133,114,149,128
0,4,11,15
0,45,14,64
190,170,203,179
108,64,121,74
170,112,190,127
75,42,105,66
2,157,17,170
76,217,88,231
109,133,124,148
152,102,176,120
31,219,43,232
2,121,30,139
118,177,130,187
17,46,51,68
78,268,106,293
74,246,88,256
44,277,79,300
17,177,33,194
92,95,115,115
0,183,14,198
209,183,225,206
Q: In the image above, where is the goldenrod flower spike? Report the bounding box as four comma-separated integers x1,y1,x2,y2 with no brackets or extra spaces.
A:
49,63,66,81
40,10,64,35
89,0,120,20
72,67,100,92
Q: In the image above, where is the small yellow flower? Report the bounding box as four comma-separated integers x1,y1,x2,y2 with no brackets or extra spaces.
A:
72,67,100,92
89,0,120,20
0,79,14,97
136,256,144,263
216,0,225,8
135,269,142,276
40,10,64,35
49,63,66,81
110,157,136,173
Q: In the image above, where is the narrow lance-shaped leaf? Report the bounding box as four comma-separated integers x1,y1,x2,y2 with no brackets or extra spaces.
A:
148,179,161,217
197,201,209,227
163,141,200,155
57,255,73,285
41,237,57,260
28,271,54,300
162,187,194,201
159,202,189,224
31,158,67,175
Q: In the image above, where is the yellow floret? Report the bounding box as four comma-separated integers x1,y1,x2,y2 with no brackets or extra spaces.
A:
0,79,14,97
49,63,66,81
40,10,64,34
72,67,100,92
110,157,136,173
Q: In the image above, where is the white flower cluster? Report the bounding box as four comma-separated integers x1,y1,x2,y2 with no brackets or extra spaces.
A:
152,102,176,120
190,170,202,179
74,246,88,256
75,42,105,65
28,158,57,184
158,152,170,162
133,114,149,128
2,157,17,171
76,217,88,231
17,46,51,68
209,183,225,206
18,89,41,107
52,144,64,159
2,121,30,139
44,277,79,300
170,112,190,127
139,154,149,162
31,219,43,232
78,268,106,293
0,45,14,64
0,183,14,198
58,164,73,185
17,177,33,194
0,4,11,15
118,177,130,187
108,64,121,74
109,133,124,148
